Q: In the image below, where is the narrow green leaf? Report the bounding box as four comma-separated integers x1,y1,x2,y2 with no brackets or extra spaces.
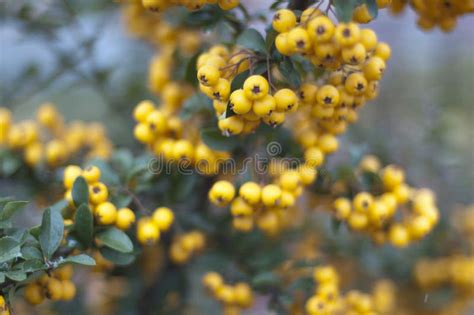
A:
73,204,94,248
265,28,278,52
230,70,250,92
72,176,89,207
96,228,133,253
236,28,267,54
364,0,378,18
184,50,201,86
39,208,64,259
334,0,359,22
60,254,96,266
200,127,239,152
0,201,28,221
0,237,21,263
100,247,136,266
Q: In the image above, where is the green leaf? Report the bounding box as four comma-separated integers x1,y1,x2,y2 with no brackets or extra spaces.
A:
363,0,378,18
60,254,96,266
236,28,266,54
0,273,4,283
0,201,28,221
21,245,43,260
334,0,359,22
100,247,136,266
73,204,93,248
184,51,201,86
180,93,213,120
96,228,133,253
0,237,21,263
111,149,134,174
50,199,69,214
6,270,27,282
278,57,301,88
331,218,343,232
39,208,64,259
251,271,280,289
72,176,89,207
265,28,278,52
200,127,239,152
22,259,46,272
230,70,250,92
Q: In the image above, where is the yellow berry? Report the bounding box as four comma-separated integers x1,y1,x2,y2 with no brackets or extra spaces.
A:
279,170,301,191
316,85,340,107
197,65,220,86
218,116,244,135
230,197,254,216
389,224,410,247
133,100,155,123
274,89,299,112
60,280,76,301
345,72,368,95
202,272,224,292
152,207,174,231
82,165,101,184
95,202,117,225
334,23,360,47
304,147,325,167
272,9,297,33
116,208,136,230
243,75,269,101
89,182,109,205
137,219,160,245
381,165,405,190
45,278,63,300
360,29,378,51
287,27,311,53
209,180,236,206
63,165,82,189
239,181,261,205
229,89,252,115
261,184,282,207
334,197,351,220
306,16,335,43
374,42,391,61
363,56,386,81
253,95,276,117
24,283,45,305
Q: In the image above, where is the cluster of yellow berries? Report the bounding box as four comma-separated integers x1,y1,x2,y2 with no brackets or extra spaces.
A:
202,272,253,315
415,255,474,290
197,46,296,135
390,0,474,32
0,105,112,168
209,165,317,235
272,9,390,160
169,230,206,264
305,265,386,315
353,0,393,24
23,265,76,305
140,0,239,12
133,100,231,175
333,158,439,247
63,165,136,229
273,9,390,71
123,2,201,54
136,206,174,245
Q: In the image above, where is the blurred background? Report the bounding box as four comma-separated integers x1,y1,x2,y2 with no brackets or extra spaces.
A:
1,0,473,314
